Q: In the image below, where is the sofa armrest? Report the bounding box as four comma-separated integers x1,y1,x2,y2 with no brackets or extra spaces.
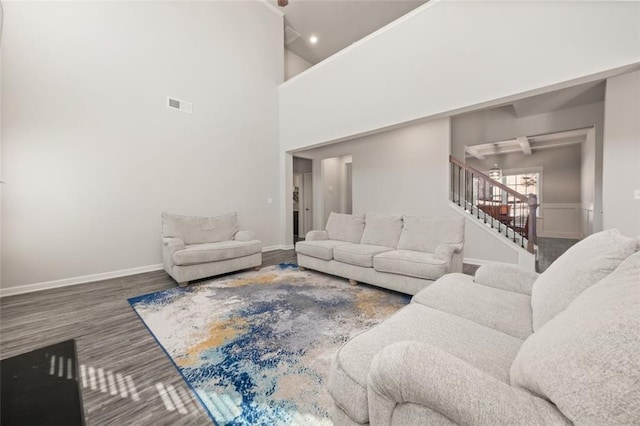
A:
474,262,540,295
433,243,463,262
161,236,185,272
234,230,256,242
367,341,568,426
434,243,463,273
305,230,329,241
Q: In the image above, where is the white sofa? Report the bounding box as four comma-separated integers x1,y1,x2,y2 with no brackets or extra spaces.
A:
296,213,465,295
328,228,640,425
161,211,262,286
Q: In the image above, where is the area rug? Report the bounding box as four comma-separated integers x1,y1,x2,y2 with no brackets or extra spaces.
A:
128,264,409,425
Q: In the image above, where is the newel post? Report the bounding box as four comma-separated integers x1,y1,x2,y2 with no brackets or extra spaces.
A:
527,194,538,253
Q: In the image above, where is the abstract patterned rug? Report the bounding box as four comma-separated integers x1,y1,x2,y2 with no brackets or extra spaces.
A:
128,264,409,425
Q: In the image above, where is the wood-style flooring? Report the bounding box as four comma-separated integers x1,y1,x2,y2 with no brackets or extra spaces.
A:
0,250,477,425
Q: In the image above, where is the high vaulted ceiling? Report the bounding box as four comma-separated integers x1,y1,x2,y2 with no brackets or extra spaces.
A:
272,0,428,64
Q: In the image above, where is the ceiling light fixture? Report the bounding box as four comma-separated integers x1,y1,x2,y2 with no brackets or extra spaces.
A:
309,35,318,44
489,164,502,180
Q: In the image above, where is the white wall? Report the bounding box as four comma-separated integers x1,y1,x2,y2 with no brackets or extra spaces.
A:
280,1,639,152
284,49,312,80
322,157,341,222
1,2,283,289
603,70,640,237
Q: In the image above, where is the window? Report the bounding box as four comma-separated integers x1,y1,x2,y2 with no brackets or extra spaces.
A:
502,172,539,198
499,170,541,220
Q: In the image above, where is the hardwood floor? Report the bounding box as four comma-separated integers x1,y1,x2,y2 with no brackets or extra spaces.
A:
0,249,475,425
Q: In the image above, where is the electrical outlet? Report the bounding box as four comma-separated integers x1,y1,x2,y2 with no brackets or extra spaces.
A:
634,190,640,200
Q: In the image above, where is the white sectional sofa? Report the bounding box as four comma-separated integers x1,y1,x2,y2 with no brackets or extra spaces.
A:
328,228,640,425
295,213,465,295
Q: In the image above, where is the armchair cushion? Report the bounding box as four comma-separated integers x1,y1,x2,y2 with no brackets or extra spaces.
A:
531,228,638,330
360,214,403,248
161,211,239,244
511,251,640,425
172,240,262,266
373,250,448,280
474,262,539,295
325,212,366,243
368,341,569,426
412,273,533,339
397,216,464,253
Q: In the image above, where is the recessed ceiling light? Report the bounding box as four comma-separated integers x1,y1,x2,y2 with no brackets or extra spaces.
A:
310,35,318,44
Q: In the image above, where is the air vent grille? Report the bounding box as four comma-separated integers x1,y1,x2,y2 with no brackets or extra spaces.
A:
167,97,192,114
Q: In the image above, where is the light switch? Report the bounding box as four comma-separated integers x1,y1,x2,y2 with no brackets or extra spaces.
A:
634,190,640,200
267,198,273,204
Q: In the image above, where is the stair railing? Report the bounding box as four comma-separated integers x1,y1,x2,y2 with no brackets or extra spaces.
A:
450,156,538,253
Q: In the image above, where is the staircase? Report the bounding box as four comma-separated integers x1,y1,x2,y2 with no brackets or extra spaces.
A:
449,156,538,257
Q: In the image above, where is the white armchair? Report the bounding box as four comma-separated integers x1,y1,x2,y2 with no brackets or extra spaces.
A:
161,211,262,286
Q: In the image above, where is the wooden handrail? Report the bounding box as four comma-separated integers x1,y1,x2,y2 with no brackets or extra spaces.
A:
449,155,537,254
449,155,527,202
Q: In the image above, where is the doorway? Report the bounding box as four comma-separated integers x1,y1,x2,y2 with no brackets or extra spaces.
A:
293,157,313,241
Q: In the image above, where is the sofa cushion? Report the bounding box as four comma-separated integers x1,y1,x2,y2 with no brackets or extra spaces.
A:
373,250,448,280
161,211,239,245
325,212,366,244
329,303,523,424
412,273,533,339
333,244,394,268
295,240,350,261
531,228,638,330
397,216,465,253
172,240,261,266
360,214,403,248
511,251,640,425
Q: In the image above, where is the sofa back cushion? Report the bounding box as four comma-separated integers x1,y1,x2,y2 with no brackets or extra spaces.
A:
397,216,464,253
161,211,239,244
360,214,403,248
531,229,638,330
511,251,640,425
325,212,366,243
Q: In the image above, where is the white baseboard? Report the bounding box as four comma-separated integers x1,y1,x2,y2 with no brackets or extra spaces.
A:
463,257,492,267
0,264,164,298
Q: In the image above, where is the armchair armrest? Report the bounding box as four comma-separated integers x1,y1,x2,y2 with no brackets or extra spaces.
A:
161,236,185,272
474,262,540,295
305,230,329,241
162,236,185,250
234,230,257,242
367,341,568,426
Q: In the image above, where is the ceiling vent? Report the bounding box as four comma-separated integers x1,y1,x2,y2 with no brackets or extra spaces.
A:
284,25,301,45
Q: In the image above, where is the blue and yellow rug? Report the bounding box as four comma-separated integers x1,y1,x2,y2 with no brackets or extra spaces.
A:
128,264,409,425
